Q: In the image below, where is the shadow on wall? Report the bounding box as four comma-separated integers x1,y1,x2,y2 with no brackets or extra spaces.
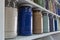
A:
34,34,60,40
34,36,54,40
51,33,60,40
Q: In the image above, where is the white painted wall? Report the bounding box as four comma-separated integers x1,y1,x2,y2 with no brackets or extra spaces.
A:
0,0,4,40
